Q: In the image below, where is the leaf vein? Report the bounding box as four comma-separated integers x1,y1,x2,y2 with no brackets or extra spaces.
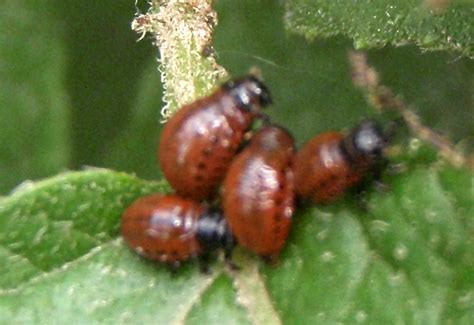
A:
0,238,120,296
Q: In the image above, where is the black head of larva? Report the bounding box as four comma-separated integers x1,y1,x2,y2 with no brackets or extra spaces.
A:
196,208,236,258
221,75,272,112
344,120,387,161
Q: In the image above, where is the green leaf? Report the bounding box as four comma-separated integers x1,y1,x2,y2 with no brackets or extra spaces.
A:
285,0,474,58
0,169,167,290
263,165,473,323
0,240,221,323
0,170,250,323
0,1,70,194
0,160,472,323
185,274,252,325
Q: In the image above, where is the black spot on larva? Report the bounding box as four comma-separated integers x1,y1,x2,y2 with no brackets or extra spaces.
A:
273,226,281,234
171,250,179,257
273,213,282,221
197,162,206,170
195,175,204,182
210,135,218,144
274,197,283,206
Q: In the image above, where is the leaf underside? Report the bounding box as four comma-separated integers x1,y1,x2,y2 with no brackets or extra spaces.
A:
285,0,474,58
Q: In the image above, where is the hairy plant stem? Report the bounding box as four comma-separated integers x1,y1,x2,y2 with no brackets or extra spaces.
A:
132,0,227,120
